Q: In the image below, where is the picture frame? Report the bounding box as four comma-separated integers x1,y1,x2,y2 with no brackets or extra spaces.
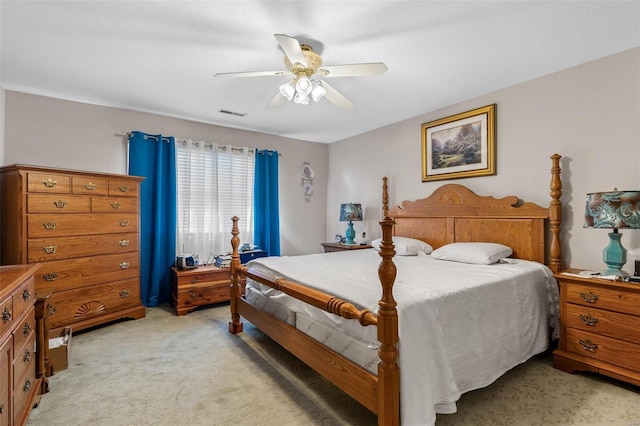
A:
421,104,496,182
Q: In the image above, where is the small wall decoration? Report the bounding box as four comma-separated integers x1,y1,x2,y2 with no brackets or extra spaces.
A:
301,161,314,202
421,104,496,182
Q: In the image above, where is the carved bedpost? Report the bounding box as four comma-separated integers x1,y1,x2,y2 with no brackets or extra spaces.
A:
377,177,399,426
229,216,243,334
549,154,563,273
382,177,389,218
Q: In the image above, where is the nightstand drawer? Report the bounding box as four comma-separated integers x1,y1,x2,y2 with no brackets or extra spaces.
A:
175,282,230,308
566,303,640,344
565,283,640,316
175,270,230,286
566,328,640,372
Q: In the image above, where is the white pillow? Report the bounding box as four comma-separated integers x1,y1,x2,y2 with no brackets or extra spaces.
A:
371,236,433,256
430,242,513,265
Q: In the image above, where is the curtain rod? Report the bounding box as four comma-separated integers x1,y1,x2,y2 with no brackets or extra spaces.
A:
116,132,282,156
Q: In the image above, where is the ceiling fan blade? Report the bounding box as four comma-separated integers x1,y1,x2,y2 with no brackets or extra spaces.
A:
267,92,288,108
215,70,290,78
321,81,353,109
274,34,307,67
319,62,388,78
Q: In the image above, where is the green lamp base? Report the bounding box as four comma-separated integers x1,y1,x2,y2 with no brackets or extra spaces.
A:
603,231,628,276
344,221,356,245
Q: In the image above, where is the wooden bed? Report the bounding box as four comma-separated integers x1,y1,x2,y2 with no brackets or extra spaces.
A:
228,154,563,426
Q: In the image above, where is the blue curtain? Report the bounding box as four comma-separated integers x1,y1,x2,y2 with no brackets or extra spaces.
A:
253,150,280,256
128,131,177,306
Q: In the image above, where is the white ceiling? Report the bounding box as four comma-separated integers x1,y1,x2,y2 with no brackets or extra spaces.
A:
1,1,639,143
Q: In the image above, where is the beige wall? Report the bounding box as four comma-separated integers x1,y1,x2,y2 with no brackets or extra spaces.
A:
0,85,4,165
329,47,640,273
3,92,329,256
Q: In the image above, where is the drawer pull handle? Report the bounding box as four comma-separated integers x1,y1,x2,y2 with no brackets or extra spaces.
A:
47,305,57,316
119,239,130,247
120,262,130,270
119,289,130,298
579,313,598,326
85,182,96,190
54,200,68,208
190,278,198,284
2,307,12,323
189,291,198,298
111,201,121,209
23,322,32,336
43,273,58,281
23,349,32,363
120,220,129,227
579,291,599,303
23,379,31,393
43,245,58,254
22,289,31,301
578,339,598,352
43,222,57,230
42,179,57,188
119,185,129,193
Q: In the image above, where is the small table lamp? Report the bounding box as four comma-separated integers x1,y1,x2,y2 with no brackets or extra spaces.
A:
340,203,363,245
584,190,640,276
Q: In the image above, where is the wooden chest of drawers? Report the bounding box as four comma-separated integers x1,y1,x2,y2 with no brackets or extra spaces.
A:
170,265,232,316
553,270,640,386
0,264,45,426
0,165,145,333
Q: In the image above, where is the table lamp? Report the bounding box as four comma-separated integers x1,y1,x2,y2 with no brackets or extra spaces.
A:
584,190,640,276
340,203,363,245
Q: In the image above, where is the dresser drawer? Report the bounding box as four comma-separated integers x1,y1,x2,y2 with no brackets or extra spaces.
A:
91,197,138,213
565,282,640,316
26,172,70,194
566,327,640,373
72,176,108,196
28,232,138,262
175,281,230,309
28,213,138,237
175,269,231,286
12,307,35,363
47,278,142,329
27,193,91,213
12,276,35,321
13,333,35,391
35,252,140,293
566,303,640,344
12,361,36,425
109,179,139,198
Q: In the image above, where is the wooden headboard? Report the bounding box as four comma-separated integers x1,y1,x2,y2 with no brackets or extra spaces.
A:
385,154,563,271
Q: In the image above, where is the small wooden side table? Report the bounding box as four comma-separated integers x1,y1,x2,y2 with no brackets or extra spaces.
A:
170,265,232,316
321,242,372,253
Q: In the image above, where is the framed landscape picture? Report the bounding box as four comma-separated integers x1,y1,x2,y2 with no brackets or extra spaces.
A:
421,104,496,182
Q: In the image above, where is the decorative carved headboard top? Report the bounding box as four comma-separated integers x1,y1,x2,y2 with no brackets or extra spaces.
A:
388,184,551,264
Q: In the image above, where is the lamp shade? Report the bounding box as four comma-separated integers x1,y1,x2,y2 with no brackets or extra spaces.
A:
584,190,640,230
339,203,363,222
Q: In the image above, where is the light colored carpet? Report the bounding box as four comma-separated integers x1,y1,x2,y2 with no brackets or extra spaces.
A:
27,304,640,426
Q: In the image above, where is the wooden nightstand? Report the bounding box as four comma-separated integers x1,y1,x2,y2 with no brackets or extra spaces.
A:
321,242,372,253
170,265,232,316
553,269,640,386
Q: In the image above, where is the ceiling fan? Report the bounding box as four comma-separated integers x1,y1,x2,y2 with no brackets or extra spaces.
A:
215,34,388,109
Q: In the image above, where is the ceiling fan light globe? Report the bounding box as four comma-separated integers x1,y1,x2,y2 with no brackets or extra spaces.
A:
279,83,295,100
294,93,309,105
295,77,313,96
311,84,327,102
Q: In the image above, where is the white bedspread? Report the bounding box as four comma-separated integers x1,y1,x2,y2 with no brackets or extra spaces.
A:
244,249,559,426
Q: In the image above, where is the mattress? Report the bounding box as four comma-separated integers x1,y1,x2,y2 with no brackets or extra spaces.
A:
242,249,559,425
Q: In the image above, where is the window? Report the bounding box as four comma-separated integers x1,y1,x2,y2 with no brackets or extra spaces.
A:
175,141,254,260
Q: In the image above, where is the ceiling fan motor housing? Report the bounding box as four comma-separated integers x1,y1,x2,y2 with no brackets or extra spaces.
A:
284,45,323,78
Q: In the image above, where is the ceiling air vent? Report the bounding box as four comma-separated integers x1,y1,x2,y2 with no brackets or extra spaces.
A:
218,109,247,117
